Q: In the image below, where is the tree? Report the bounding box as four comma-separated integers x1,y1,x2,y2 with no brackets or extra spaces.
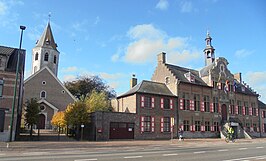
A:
24,98,40,140
86,90,113,113
64,75,116,99
51,111,66,128
64,100,90,127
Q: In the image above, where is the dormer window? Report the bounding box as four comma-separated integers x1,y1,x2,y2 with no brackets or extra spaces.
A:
45,39,50,45
54,55,57,64
184,72,195,83
44,53,49,61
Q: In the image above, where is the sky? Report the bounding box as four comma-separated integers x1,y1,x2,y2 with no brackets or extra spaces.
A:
0,0,266,102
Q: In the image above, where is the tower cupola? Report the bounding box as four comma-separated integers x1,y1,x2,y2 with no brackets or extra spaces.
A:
204,31,215,66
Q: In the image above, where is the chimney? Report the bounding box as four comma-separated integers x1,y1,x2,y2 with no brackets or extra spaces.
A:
157,52,166,64
130,74,137,89
234,73,242,84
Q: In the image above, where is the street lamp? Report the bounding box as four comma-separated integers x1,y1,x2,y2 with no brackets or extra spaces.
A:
9,25,26,142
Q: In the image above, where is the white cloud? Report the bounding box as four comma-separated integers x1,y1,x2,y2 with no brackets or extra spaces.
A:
113,24,200,65
0,1,7,16
244,71,266,103
180,1,193,13
235,49,254,58
155,0,169,10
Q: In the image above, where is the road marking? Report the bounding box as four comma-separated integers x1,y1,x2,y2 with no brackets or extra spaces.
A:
256,147,264,149
0,153,6,156
124,156,143,159
163,153,178,156
22,152,49,155
223,155,266,161
74,159,98,161
194,151,206,154
218,149,228,152
238,148,248,150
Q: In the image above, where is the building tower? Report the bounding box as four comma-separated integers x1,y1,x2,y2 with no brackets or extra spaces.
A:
32,22,59,76
203,31,215,66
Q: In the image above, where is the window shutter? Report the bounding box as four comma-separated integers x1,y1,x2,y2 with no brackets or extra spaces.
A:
151,117,155,132
141,96,145,108
160,117,164,132
235,105,238,115
262,111,264,118
201,125,205,132
161,98,164,109
210,103,214,113
249,107,252,115
151,97,155,108
229,105,231,114
218,104,221,113
211,125,214,132
242,106,245,115
171,117,173,132
170,99,173,110
190,125,195,132
181,124,184,130
201,101,205,112
263,124,265,133
140,116,144,133
218,83,221,90
190,100,195,111
256,108,258,116
218,126,221,131
179,98,184,110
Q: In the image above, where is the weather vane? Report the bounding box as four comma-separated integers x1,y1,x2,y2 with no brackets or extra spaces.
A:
48,12,51,23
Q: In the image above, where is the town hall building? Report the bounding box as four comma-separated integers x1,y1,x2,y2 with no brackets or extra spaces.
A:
23,22,75,129
90,32,266,140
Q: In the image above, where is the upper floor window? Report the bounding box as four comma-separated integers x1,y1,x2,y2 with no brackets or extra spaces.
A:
204,95,210,112
44,53,49,61
182,93,190,110
35,53,38,60
244,101,249,115
54,55,57,64
193,94,200,111
165,77,170,84
0,80,3,97
141,96,154,108
213,97,219,113
40,91,46,98
237,100,242,115
230,99,235,114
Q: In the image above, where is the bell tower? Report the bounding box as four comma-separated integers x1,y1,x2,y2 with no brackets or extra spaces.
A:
32,21,59,76
203,31,215,66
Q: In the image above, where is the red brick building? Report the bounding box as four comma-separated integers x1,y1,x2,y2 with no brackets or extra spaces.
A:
0,46,25,141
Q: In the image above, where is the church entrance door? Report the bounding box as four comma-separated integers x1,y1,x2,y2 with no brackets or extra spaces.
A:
221,104,227,121
38,114,46,129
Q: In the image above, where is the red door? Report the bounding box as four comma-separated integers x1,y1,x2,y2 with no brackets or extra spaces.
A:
221,104,227,121
38,114,45,129
109,122,134,139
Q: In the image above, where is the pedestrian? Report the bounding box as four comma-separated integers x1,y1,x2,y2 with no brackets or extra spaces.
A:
178,127,184,141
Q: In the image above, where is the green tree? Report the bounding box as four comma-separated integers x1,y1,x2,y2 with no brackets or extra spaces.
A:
64,99,90,127
24,98,40,140
64,75,116,99
86,90,113,113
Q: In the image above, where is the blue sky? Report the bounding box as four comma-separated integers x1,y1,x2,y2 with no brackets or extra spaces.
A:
0,0,266,102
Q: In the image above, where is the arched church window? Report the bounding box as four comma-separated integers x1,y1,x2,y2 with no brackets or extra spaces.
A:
35,53,38,60
54,55,56,64
40,91,46,98
44,53,49,61
207,51,211,58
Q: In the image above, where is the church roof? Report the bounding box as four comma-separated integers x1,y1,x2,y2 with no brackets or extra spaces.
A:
35,22,58,51
117,80,175,98
165,63,208,86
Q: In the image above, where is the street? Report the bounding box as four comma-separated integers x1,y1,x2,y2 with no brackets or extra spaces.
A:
0,139,266,161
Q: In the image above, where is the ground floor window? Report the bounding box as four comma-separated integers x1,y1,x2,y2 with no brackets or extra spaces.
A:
214,121,219,132
205,121,210,131
0,109,5,132
183,120,189,131
253,123,257,132
143,116,151,132
195,121,200,131
163,117,170,132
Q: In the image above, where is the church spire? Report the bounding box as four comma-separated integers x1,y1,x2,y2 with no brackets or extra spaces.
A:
203,30,215,66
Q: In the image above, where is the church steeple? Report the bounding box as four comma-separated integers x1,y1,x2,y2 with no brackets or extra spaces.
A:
32,21,60,76
204,30,215,66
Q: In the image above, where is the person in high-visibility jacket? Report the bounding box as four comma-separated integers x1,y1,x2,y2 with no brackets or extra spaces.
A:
227,126,234,140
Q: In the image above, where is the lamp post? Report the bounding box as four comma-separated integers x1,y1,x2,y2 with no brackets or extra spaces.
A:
9,25,26,142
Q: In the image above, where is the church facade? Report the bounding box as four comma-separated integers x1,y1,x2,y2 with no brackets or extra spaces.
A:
23,22,75,129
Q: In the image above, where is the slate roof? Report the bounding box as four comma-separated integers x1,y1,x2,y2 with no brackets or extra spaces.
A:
165,64,208,86
0,46,15,55
35,22,58,51
259,100,266,109
199,63,215,77
234,80,258,96
117,80,175,98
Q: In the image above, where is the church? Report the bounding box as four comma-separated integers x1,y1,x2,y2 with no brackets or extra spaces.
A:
90,32,266,140
23,22,75,129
